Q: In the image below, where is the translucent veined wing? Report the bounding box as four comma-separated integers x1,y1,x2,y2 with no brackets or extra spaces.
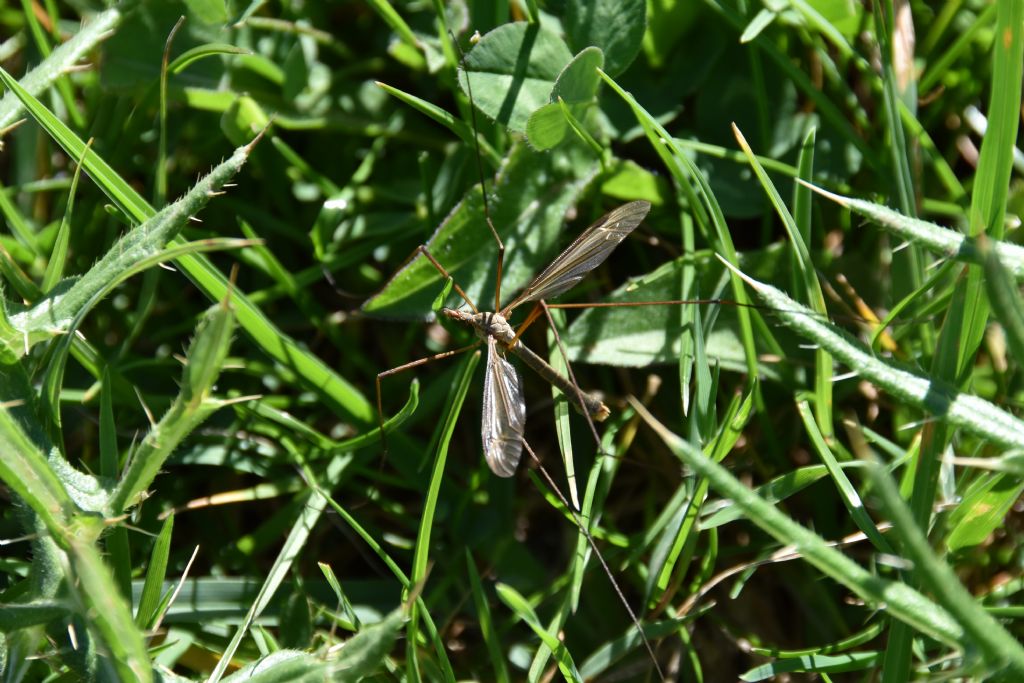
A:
503,200,652,312
481,337,526,477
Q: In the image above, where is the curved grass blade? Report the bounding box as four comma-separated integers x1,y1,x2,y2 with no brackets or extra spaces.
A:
0,65,374,425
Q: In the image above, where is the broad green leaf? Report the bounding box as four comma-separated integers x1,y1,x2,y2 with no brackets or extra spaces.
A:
641,0,702,69
599,159,666,204
220,650,329,682
526,46,604,149
458,22,573,133
184,0,228,25
363,140,600,318
551,46,604,104
221,95,271,146
564,247,793,373
526,102,570,150
564,0,646,77
334,609,406,678
946,473,1024,551
741,651,881,680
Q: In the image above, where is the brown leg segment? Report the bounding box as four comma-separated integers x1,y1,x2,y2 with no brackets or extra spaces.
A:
376,342,481,454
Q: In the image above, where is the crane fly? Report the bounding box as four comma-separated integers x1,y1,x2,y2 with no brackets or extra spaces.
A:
368,33,670,680
440,199,651,476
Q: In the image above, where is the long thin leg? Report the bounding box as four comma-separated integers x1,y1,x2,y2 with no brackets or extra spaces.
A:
547,298,740,309
539,300,603,449
508,302,544,348
376,342,481,454
483,212,505,313
450,30,505,313
380,240,480,313
520,438,664,681
416,245,479,313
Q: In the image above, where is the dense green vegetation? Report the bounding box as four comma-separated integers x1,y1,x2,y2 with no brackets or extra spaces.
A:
1,1,1022,681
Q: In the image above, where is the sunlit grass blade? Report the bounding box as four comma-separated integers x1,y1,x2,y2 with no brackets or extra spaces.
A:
497,582,583,683
465,550,511,683
866,458,1024,677
630,399,966,648
726,263,1024,451
0,8,120,129
376,81,501,167
734,123,832,433
956,0,1024,378
599,69,773,387
409,350,479,679
0,64,374,425
794,399,891,553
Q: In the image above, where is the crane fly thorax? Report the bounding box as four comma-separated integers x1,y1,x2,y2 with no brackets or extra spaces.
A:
441,308,517,346
477,312,515,343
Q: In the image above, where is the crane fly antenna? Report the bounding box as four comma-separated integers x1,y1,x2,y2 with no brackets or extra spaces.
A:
451,30,505,312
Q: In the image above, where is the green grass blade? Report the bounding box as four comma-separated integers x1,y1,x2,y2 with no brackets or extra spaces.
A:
0,8,120,129
794,399,891,553
465,550,511,683
957,0,1024,376
599,70,767,384
730,266,1024,451
135,514,174,629
497,583,582,683
377,81,501,167
867,459,1024,677
631,399,965,648
409,350,479,678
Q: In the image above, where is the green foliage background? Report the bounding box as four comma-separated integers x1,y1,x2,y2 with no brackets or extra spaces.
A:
0,1,1023,681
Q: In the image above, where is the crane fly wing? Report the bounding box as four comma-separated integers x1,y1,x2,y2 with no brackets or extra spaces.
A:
504,200,652,312
482,337,526,477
